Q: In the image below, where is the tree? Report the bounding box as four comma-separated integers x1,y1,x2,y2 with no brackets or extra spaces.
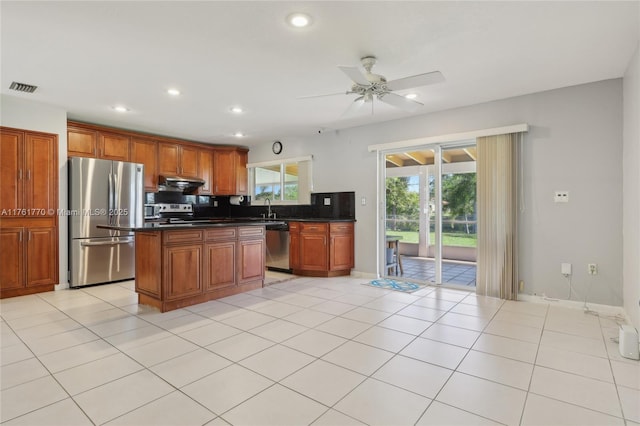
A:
442,173,476,233
386,177,419,231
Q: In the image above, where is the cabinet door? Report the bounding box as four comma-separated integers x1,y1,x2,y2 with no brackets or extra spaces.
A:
299,233,328,271
235,151,248,195
67,127,97,157
99,132,130,161
26,227,57,287
213,150,235,195
180,146,199,178
237,239,264,284
204,241,236,290
330,233,354,271
198,149,213,195
131,138,158,191
163,244,202,300
289,230,300,269
158,143,180,176
24,133,57,213
0,129,22,212
0,228,24,290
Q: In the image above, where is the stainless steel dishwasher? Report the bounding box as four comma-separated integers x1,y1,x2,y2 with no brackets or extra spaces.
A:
265,222,291,272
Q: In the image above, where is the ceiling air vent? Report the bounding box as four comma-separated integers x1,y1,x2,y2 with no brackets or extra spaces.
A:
9,81,38,93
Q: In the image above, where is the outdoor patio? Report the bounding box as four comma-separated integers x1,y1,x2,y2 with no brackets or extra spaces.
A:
388,256,477,287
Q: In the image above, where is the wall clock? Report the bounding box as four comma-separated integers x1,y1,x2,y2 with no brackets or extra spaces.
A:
272,141,283,155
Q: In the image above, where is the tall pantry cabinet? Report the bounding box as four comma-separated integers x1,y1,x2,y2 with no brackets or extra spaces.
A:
0,127,59,298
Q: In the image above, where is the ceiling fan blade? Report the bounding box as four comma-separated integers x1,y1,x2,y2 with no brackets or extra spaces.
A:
297,92,347,99
341,97,367,117
386,71,445,91
378,92,424,112
338,66,370,86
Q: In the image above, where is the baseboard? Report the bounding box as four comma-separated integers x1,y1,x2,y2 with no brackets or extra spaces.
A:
518,293,627,319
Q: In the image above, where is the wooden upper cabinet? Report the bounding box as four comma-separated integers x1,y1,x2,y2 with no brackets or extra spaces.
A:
180,146,199,178
158,143,180,176
213,150,235,195
158,142,199,178
131,138,158,191
0,127,57,214
24,133,57,212
236,150,248,196
98,132,130,161
214,149,248,196
67,126,97,157
0,129,22,212
198,149,213,195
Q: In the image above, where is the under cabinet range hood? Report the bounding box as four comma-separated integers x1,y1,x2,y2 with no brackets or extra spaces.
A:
158,175,205,192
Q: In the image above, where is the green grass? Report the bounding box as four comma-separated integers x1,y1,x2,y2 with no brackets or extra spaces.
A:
386,231,477,247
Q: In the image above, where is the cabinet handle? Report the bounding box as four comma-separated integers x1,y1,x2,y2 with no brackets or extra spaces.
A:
28,230,31,241
19,231,22,242
18,169,22,180
27,170,31,180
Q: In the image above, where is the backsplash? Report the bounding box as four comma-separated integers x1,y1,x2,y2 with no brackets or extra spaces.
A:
146,191,355,220
194,191,355,220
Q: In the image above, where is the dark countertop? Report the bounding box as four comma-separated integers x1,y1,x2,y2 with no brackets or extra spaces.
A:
99,217,356,232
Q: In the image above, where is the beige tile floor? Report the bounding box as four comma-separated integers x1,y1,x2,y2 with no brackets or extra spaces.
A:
1,276,638,426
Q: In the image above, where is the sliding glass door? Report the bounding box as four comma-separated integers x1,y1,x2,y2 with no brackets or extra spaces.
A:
383,142,477,287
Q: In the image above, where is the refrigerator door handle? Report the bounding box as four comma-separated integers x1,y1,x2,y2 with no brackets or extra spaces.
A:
107,173,114,225
80,240,134,247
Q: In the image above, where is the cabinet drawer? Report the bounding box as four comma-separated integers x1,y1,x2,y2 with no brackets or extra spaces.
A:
300,223,328,233
330,222,353,234
289,222,300,232
205,227,237,242
238,226,264,239
163,230,203,244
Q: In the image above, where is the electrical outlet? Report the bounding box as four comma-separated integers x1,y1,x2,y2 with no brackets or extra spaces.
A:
554,191,569,203
361,196,366,206
588,263,598,275
213,200,218,207
324,197,331,206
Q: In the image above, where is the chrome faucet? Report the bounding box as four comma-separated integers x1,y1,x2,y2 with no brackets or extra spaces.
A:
265,197,272,219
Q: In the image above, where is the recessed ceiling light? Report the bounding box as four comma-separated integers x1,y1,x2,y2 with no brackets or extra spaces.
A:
286,13,312,28
405,93,418,99
234,132,245,138
112,105,129,113
230,106,244,114
167,88,181,96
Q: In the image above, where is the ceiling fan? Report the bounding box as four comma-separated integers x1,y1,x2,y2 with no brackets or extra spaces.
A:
302,56,445,116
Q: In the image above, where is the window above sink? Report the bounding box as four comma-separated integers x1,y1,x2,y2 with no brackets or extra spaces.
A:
247,155,313,205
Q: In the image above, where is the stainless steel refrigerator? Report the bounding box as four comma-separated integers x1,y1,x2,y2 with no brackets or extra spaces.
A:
69,157,144,287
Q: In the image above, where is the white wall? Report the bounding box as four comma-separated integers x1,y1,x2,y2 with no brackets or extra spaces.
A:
623,43,640,329
0,94,69,289
250,79,624,307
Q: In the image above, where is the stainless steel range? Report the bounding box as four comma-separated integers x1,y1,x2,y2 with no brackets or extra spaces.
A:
154,203,194,221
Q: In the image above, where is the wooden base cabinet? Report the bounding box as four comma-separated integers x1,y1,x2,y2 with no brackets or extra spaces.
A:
290,221,354,277
135,226,264,312
0,221,58,298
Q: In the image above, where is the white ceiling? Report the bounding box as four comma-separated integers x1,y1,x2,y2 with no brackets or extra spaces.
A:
1,1,638,146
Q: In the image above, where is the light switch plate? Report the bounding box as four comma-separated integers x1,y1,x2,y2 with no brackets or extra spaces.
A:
361,196,366,206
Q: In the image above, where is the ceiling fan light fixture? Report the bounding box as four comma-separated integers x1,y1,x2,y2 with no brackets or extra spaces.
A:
233,132,245,138
405,93,418,99
286,13,312,28
112,105,129,113
167,88,181,96
230,106,244,114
